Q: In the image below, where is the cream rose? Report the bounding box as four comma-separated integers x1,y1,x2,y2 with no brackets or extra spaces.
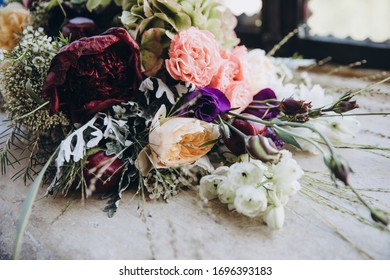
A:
136,106,220,175
0,3,30,50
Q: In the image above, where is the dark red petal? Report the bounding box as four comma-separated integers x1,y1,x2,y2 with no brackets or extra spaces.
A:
49,87,60,115
82,99,126,115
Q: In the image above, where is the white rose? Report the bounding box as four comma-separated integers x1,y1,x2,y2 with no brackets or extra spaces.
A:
247,49,279,94
264,205,285,230
233,186,267,217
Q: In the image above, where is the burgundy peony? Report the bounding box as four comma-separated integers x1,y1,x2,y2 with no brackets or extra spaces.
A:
41,27,143,123
224,113,267,155
61,17,99,41
84,151,125,194
175,87,231,122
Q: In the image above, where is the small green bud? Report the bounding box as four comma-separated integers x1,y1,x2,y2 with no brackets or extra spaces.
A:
371,209,389,226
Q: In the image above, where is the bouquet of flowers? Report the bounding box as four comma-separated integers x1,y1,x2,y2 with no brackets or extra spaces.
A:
0,0,388,245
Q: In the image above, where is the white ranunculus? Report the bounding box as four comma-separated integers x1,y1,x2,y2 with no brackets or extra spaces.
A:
198,169,229,201
272,151,304,185
275,180,302,198
233,186,268,217
217,179,237,205
264,205,285,230
227,162,265,188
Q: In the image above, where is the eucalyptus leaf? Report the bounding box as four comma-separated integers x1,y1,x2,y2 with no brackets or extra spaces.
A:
274,127,302,150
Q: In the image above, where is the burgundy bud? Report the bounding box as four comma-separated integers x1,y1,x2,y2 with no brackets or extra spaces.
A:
23,0,34,8
280,98,312,115
84,151,125,194
223,114,267,155
324,154,352,186
61,17,99,41
332,100,359,114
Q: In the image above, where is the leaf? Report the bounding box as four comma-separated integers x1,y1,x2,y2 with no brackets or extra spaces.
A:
86,0,111,12
56,115,103,166
103,115,128,146
13,150,58,259
274,127,302,150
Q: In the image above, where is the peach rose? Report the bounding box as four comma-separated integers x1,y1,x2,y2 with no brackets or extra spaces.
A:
0,3,30,50
165,27,221,87
209,45,253,112
224,81,253,113
136,106,220,175
209,45,249,92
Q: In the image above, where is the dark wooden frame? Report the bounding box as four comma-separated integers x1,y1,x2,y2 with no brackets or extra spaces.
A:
235,0,390,70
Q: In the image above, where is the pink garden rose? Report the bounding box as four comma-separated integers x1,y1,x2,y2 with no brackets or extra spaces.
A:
224,81,253,113
165,27,221,87
209,46,252,113
209,46,249,91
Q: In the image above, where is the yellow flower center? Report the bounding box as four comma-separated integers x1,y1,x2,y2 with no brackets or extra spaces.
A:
165,130,214,163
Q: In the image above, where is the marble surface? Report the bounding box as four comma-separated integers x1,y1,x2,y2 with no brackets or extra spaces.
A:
1,71,389,260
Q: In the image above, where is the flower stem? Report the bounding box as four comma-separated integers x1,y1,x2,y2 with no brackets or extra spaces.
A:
228,112,337,154
14,101,50,121
273,125,327,156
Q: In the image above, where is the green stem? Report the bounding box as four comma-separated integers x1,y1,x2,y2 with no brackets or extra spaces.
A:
14,101,49,121
228,112,337,154
348,76,390,96
320,112,390,117
273,125,327,156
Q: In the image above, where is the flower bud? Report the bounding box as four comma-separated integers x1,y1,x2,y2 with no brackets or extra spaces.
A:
324,154,352,185
245,134,280,163
264,205,285,230
223,114,267,155
371,209,389,226
332,101,359,114
61,17,99,41
84,151,125,194
280,98,312,115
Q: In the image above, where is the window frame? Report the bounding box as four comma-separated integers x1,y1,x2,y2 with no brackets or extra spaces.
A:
236,0,390,70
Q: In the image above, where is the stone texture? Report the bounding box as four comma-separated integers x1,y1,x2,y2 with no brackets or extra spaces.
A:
0,71,389,260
